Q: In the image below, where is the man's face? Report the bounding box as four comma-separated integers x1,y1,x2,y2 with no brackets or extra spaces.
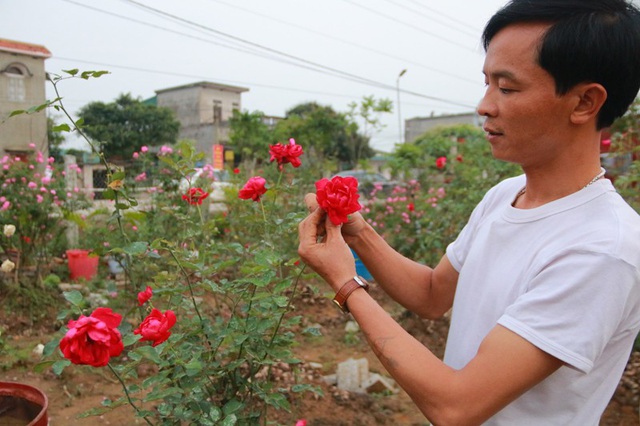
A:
478,23,578,168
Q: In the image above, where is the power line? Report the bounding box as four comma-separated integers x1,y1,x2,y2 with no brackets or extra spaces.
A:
50,55,467,112
379,0,480,39
112,0,475,108
338,0,477,53
404,0,484,34
205,0,479,85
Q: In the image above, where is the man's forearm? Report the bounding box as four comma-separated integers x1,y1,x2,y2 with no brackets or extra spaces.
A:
348,223,446,318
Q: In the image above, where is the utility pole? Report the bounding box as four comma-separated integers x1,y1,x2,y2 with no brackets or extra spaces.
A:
397,69,407,144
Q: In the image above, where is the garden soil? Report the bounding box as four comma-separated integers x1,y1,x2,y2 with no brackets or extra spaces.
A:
2,280,639,425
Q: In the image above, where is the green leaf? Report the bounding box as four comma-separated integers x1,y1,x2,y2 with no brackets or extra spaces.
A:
220,414,238,426
33,360,56,373
145,386,183,401
303,326,322,337
222,399,243,416
52,123,71,132
208,407,222,422
265,392,290,411
9,109,25,117
185,359,203,376
124,241,148,255
63,68,79,76
43,338,61,356
122,333,141,346
75,117,84,127
134,345,162,364
63,290,84,307
52,359,71,375
111,171,126,181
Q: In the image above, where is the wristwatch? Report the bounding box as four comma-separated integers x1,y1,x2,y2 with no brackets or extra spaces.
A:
332,276,370,313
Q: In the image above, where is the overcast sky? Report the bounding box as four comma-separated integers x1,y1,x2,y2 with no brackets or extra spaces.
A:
4,0,517,152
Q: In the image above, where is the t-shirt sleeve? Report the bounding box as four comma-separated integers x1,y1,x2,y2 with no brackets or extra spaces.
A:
497,251,639,373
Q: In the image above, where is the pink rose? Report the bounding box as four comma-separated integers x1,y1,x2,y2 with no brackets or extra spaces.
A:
315,176,361,225
238,176,268,202
182,187,209,205
134,309,177,347
137,285,153,306
59,307,124,367
269,138,304,170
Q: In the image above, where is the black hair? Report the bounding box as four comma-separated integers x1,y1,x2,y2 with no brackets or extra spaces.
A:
483,0,640,129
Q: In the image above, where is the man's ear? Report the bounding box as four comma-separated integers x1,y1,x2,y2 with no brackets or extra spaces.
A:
570,83,607,125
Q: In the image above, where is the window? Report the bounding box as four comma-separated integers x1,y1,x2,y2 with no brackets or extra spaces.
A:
3,62,29,102
213,100,222,123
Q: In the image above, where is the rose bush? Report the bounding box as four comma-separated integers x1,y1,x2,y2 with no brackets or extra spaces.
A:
7,70,325,425
0,145,89,279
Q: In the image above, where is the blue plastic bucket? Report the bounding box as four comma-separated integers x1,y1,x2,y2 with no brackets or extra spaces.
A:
351,249,373,280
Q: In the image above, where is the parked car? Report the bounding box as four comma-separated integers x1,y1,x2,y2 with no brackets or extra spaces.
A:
333,169,399,197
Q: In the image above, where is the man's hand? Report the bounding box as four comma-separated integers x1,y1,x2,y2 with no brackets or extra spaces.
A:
303,193,368,245
298,203,357,292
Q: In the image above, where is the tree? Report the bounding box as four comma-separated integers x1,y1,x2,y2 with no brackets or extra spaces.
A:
228,110,273,165
346,95,393,163
78,93,180,160
273,101,380,170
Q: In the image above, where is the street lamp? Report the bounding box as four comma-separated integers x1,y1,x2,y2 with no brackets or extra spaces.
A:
396,69,407,144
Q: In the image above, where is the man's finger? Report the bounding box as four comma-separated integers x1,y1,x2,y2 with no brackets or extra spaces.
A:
304,193,319,213
298,207,324,246
324,216,345,244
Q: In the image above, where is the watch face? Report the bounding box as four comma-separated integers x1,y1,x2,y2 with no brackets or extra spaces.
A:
354,276,368,287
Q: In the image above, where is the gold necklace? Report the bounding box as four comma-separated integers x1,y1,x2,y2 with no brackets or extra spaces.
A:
513,167,606,205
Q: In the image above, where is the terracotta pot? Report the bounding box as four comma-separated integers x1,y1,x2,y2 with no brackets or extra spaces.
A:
0,381,48,426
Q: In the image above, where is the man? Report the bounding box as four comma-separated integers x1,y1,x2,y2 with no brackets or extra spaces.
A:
297,0,640,424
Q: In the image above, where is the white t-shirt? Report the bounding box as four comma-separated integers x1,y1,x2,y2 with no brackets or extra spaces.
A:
445,175,640,425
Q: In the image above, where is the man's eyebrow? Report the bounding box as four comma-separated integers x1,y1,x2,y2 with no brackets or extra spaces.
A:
483,69,519,81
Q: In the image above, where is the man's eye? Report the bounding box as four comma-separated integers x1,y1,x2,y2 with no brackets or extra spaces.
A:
499,88,514,94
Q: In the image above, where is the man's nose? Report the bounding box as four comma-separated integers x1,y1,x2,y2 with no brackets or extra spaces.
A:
477,90,497,117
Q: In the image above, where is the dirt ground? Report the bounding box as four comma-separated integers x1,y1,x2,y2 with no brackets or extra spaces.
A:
2,280,639,425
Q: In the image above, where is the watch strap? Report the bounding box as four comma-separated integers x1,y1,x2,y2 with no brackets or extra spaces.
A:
332,276,370,313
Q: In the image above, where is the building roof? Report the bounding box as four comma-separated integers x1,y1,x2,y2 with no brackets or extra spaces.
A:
156,81,249,95
0,38,51,58
406,111,478,122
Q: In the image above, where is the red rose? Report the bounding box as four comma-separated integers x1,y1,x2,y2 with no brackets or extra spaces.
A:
315,176,361,225
137,285,153,306
269,138,303,170
182,187,209,205
59,307,124,367
238,176,268,202
435,156,447,169
407,203,415,212
233,167,240,174
134,308,177,347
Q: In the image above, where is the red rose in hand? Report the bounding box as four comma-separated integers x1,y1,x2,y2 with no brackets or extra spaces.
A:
134,308,177,347
269,138,303,170
182,187,209,205
315,176,361,225
435,156,447,169
59,307,124,367
238,176,268,202
137,285,153,306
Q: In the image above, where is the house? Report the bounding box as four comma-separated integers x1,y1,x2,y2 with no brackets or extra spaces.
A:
404,112,484,144
0,39,51,158
155,81,249,162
